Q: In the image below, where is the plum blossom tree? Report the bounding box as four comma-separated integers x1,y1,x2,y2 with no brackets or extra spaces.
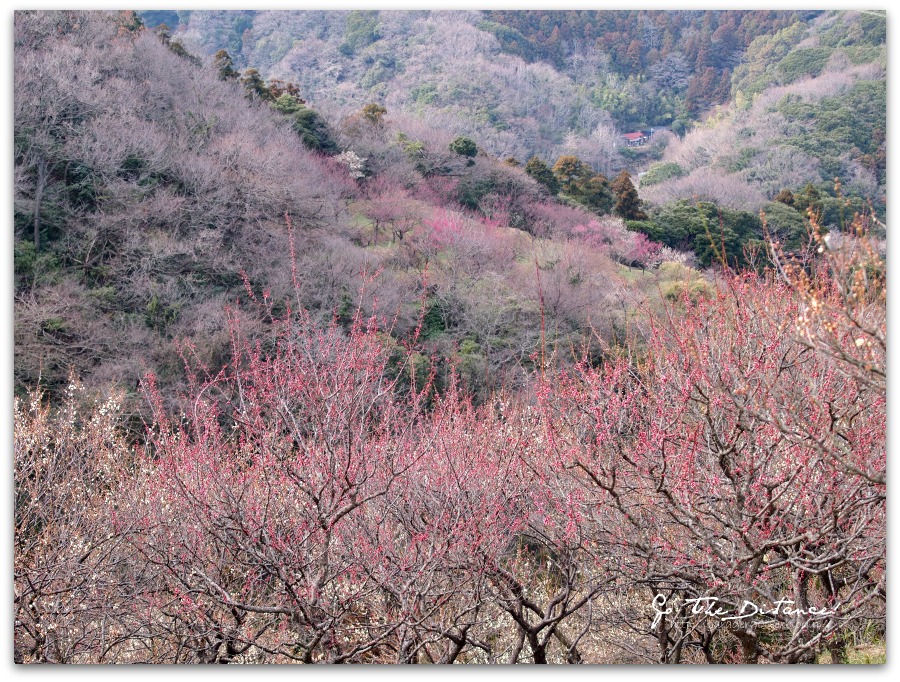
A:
14,381,135,663
538,222,885,662
127,298,434,662
364,187,423,244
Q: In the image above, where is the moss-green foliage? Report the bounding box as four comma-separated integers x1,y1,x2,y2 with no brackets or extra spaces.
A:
552,155,615,216
340,10,379,56
449,136,478,159
65,163,98,210
14,240,62,289
179,13,252,68
272,94,338,154
336,292,355,327
724,146,759,173
14,239,38,281
455,178,495,211
575,175,615,216
411,83,439,106
588,75,681,130
476,20,534,61
629,200,763,267
145,294,181,334
454,338,487,398
774,79,886,184
86,286,118,309
777,47,832,83
396,132,434,175
839,44,885,66
382,337,435,398
552,154,592,196
761,201,808,250
252,33,297,70
818,195,871,230
359,57,396,89
734,11,885,99
656,261,713,303
624,219,654,238
524,157,559,195
228,15,254,61
164,38,202,67
241,68,271,101
731,22,808,97
640,162,686,187
458,338,480,355
154,23,201,66
361,103,387,124
214,49,239,81
39,317,68,335
661,277,714,304
272,93,306,116
422,299,449,339
857,11,887,44
820,10,886,48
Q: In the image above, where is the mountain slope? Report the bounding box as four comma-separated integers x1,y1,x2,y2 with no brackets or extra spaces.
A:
15,10,669,411
641,10,886,216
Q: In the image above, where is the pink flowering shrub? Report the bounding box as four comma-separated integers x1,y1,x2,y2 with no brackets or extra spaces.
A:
538,260,885,663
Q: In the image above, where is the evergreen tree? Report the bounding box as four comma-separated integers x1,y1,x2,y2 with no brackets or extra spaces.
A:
524,157,560,195
361,103,387,125
154,23,201,66
291,108,338,154
795,183,822,214
611,171,648,220
450,136,477,167
214,49,239,81
773,188,796,207
551,155,592,195
240,68,272,102
340,10,379,56
271,93,305,115
449,136,478,158
579,174,616,215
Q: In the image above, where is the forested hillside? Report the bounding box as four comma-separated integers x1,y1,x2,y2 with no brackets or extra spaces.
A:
15,10,674,410
14,10,885,666
640,11,886,227
482,10,815,120
160,8,886,267
15,11,343,405
159,10,820,135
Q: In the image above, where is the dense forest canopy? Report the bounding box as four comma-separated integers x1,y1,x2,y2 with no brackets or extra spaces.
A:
13,9,885,665
164,9,886,216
